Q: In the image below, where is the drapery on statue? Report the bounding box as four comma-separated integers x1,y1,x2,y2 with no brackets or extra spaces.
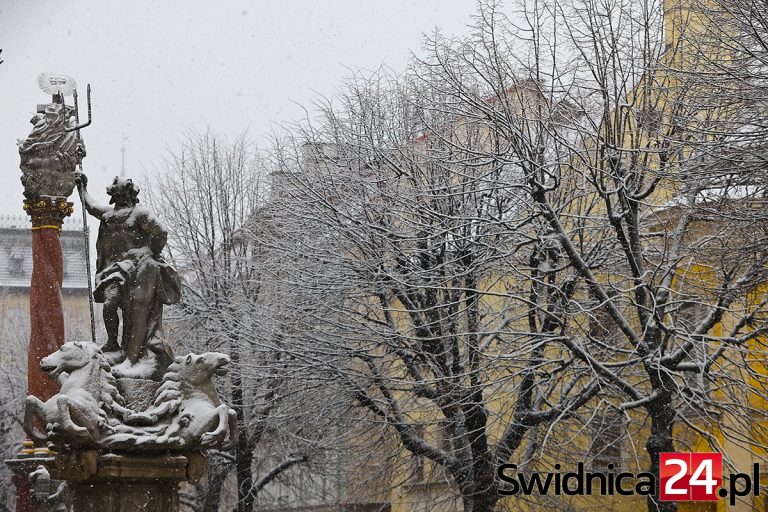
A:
74,172,181,379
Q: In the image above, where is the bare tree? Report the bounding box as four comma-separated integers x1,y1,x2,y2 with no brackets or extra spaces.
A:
135,3,768,512
146,130,319,512
0,290,31,512
414,2,768,511
265,57,607,512
264,1,768,512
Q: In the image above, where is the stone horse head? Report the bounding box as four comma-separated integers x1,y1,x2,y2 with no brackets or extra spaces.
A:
24,341,131,446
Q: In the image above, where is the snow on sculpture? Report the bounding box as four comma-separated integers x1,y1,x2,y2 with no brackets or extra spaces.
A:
74,171,180,380
105,353,238,450
147,352,237,449
23,341,131,447
18,74,81,202
23,170,238,452
23,342,237,451
14,75,233,512
29,465,71,511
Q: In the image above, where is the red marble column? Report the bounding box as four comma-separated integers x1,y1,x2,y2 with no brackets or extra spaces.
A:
7,198,75,512
23,198,73,402
27,227,66,401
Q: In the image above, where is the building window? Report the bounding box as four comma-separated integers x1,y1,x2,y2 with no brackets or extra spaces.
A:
407,421,453,484
638,105,663,135
430,421,453,483
9,255,24,276
677,301,710,397
587,289,618,342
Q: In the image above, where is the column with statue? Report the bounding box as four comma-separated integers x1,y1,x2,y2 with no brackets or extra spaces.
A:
5,73,83,512
7,75,238,512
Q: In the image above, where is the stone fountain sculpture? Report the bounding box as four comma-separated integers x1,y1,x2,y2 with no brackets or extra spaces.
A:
20,151,237,509
9,74,238,511
23,341,237,452
24,171,237,453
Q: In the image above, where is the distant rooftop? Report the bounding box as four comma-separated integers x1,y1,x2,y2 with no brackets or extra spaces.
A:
0,215,89,291
0,214,83,231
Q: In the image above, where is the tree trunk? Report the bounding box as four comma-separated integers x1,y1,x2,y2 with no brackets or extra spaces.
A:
461,489,498,512
645,391,677,512
462,391,498,512
461,279,499,512
231,343,255,512
454,440,499,512
469,490,499,512
202,458,232,512
235,431,255,512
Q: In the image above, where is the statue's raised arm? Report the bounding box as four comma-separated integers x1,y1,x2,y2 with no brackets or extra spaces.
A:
74,172,109,219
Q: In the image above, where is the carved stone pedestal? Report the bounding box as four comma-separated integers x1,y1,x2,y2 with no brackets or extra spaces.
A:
57,451,207,512
115,378,160,411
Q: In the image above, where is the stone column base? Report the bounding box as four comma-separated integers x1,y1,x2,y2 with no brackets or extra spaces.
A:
57,451,207,512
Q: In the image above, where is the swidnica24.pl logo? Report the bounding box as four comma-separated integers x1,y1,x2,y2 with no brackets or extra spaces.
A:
498,452,761,506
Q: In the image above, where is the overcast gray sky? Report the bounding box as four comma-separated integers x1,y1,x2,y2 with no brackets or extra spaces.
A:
0,1,476,217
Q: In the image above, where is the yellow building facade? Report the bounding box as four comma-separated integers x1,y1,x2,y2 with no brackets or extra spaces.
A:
373,1,768,511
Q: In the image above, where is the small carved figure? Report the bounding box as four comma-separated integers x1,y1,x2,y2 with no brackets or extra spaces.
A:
29,466,72,512
74,172,181,379
23,341,132,447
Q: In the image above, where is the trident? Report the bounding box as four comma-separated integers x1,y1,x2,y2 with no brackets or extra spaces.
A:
68,84,97,344
37,73,96,343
